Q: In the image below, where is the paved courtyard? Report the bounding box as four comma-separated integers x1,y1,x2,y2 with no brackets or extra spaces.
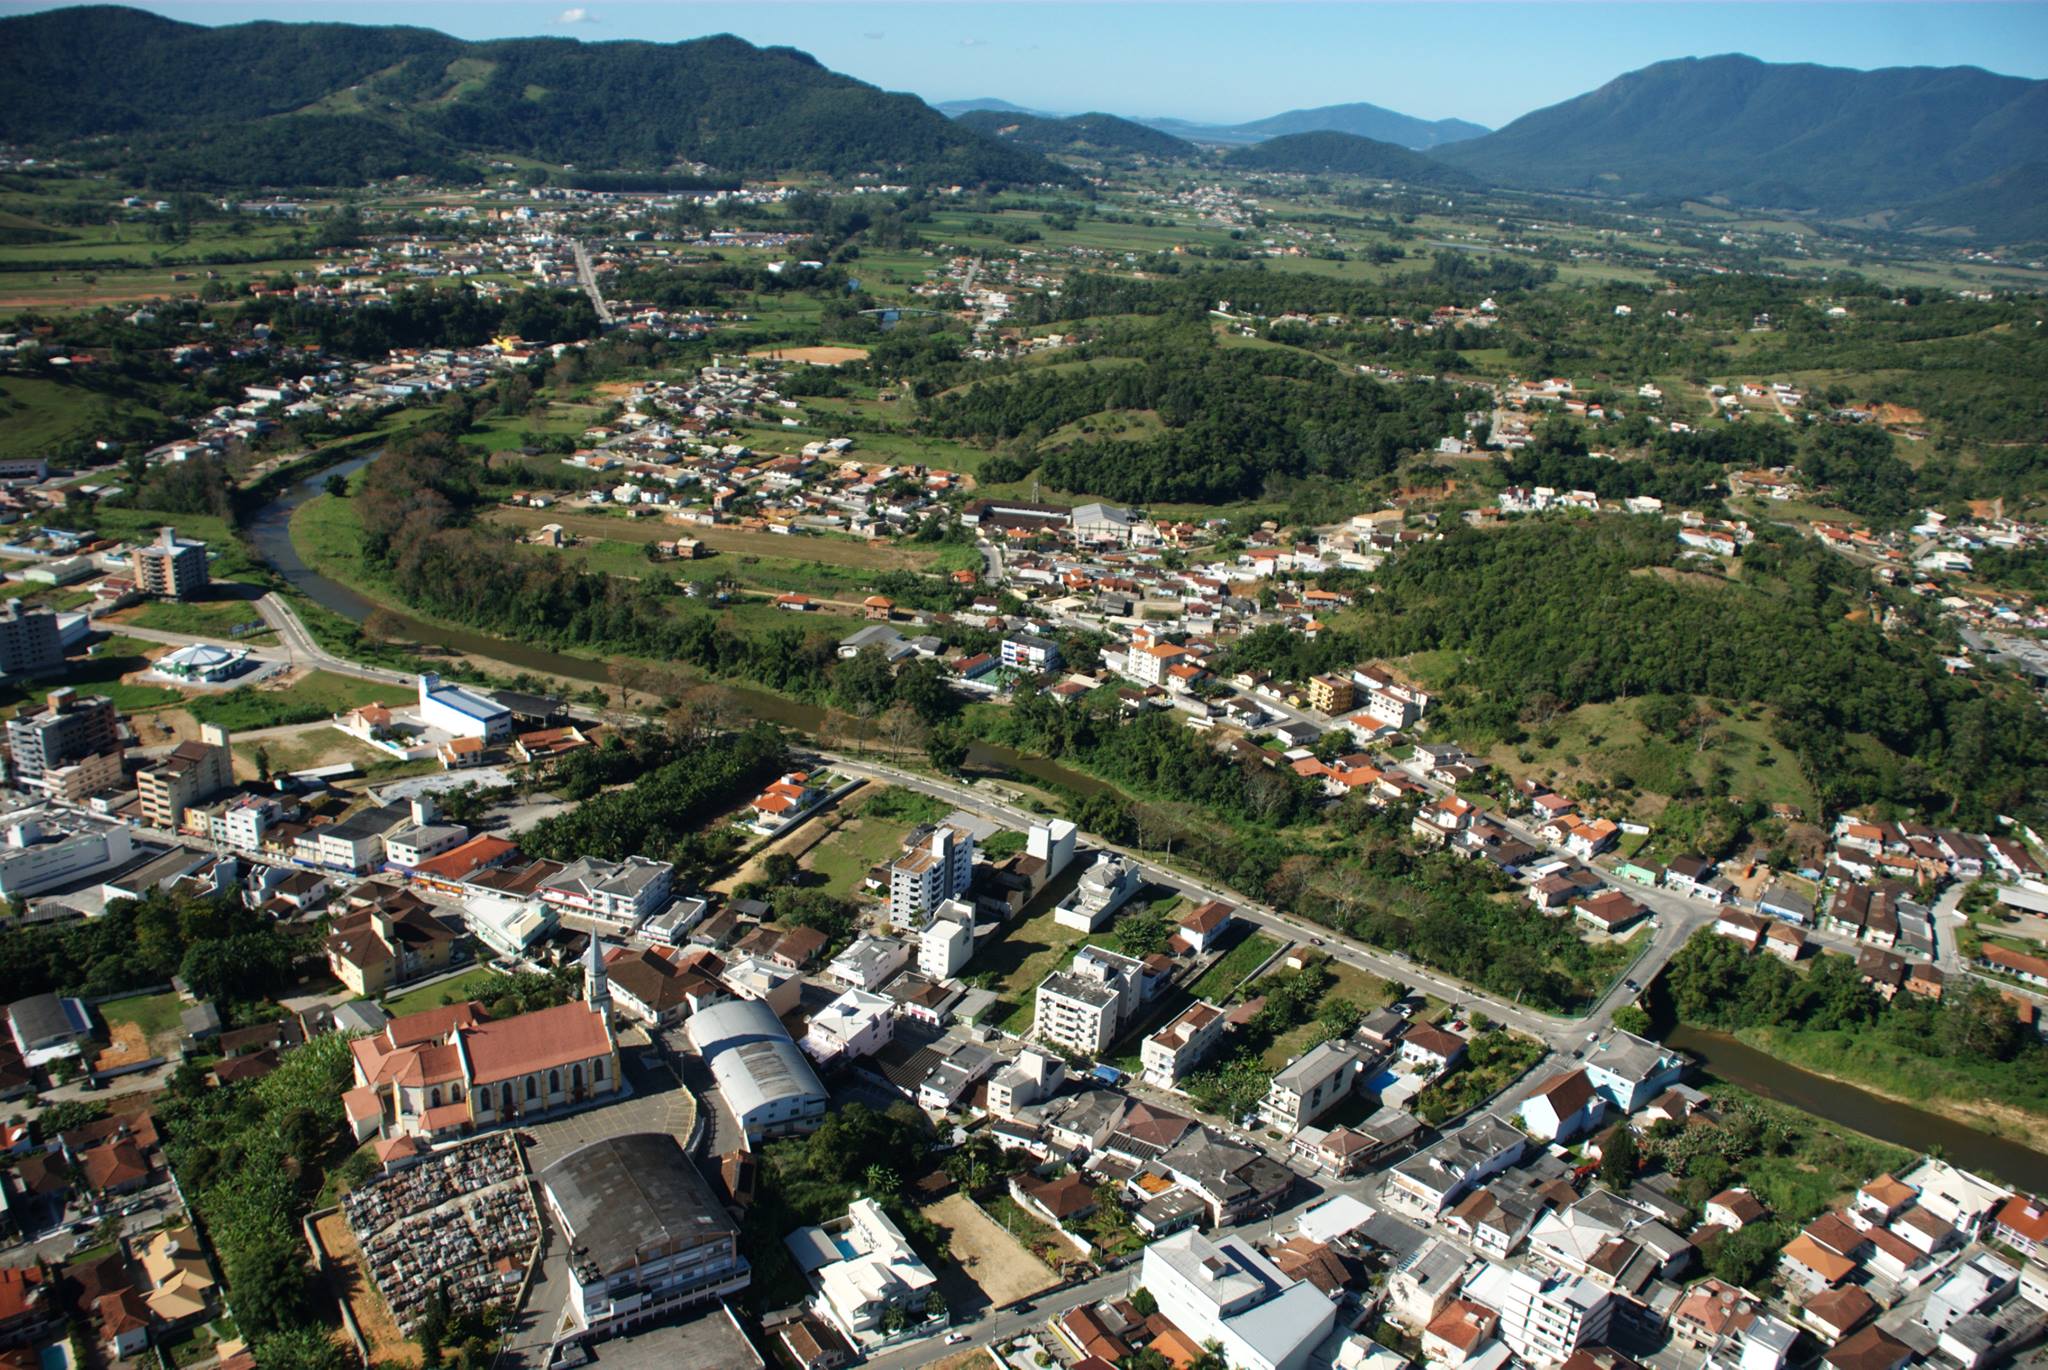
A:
519,1029,697,1172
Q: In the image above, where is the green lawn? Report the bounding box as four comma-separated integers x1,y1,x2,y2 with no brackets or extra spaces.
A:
186,671,413,731
978,908,1093,1031
99,990,185,1041
381,967,513,1017
802,811,916,899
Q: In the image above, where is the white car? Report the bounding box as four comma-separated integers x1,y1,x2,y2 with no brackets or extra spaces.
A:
945,1332,969,1345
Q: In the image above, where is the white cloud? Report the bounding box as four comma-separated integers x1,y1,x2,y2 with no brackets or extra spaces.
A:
558,7,597,23
959,36,985,47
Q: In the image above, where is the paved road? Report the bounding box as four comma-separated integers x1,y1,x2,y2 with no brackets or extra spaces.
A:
817,751,1718,1052
569,239,615,327
90,592,414,690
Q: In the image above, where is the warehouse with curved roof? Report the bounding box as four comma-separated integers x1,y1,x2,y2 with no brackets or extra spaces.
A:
684,998,828,1142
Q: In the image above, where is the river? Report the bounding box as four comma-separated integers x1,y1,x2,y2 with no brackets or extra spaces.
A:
242,457,1110,794
248,463,2048,1181
1664,1024,2048,1187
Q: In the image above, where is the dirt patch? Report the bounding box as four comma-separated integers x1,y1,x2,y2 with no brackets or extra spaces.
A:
91,1022,152,1074
590,381,643,397
920,1194,1059,1308
314,1211,420,1367
749,345,871,366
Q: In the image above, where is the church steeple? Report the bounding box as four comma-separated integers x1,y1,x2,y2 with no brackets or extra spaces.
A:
582,935,611,1024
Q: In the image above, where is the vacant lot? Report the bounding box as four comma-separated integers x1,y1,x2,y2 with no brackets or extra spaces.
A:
921,1194,1059,1308
313,1211,418,1367
487,505,938,572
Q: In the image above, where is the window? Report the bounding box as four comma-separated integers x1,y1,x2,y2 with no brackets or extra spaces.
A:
429,1087,441,1108
549,1069,561,1093
526,1076,538,1100
593,1058,605,1082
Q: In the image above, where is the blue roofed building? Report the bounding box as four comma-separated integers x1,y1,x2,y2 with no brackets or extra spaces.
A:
417,672,513,743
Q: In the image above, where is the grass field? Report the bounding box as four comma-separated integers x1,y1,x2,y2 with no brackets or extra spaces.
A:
0,634,184,714
98,990,186,1042
801,809,915,899
485,504,943,572
112,595,274,641
187,670,414,731
1259,961,1395,1069
1188,932,1285,1004
381,966,512,1017
1476,699,1816,816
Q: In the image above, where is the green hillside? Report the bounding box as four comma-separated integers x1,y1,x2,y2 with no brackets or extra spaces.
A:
0,5,1059,187
1226,130,1476,186
956,110,1193,160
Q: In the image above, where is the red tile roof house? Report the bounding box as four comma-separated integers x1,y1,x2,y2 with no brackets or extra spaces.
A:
1991,1193,2048,1261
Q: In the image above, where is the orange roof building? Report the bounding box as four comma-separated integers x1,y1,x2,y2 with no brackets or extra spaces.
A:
348,997,619,1142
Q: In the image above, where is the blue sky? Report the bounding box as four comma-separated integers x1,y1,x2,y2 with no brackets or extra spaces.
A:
9,1,2048,127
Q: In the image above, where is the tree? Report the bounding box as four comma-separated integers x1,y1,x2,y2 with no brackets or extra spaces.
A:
417,1284,450,1365
762,852,800,887
253,744,272,783
1129,1286,1158,1318
923,1289,947,1321
1612,1003,1652,1037
1599,1126,1638,1191
1708,1221,1790,1290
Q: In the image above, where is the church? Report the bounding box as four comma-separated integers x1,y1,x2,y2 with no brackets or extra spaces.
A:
345,939,623,1143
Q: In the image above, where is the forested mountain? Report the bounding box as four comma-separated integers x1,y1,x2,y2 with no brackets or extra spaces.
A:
956,110,1193,159
1227,131,1477,186
936,98,1054,119
0,5,1058,187
1231,101,1490,149
1436,54,2048,239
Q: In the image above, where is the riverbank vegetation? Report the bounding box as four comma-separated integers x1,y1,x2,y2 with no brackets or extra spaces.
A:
1662,931,2048,1143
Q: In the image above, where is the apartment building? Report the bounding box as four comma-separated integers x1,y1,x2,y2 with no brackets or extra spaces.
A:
887,823,974,931
1035,945,1145,1056
131,526,210,600
1141,1000,1226,1089
136,725,232,831
1464,1262,1616,1368
6,690,118,787
1260,1039,1372,1132
0,601,64,679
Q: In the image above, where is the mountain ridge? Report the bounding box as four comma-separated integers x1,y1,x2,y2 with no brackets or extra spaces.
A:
955,110,1193,159
0,5,1060,187
1227,130,1476,186
1436,53,2048,239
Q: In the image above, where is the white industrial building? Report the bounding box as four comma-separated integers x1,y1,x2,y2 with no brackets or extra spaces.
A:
917,899,976,980
1053,851,1143,932
416,672,512,742
685,999,828,1142
0,813,137,898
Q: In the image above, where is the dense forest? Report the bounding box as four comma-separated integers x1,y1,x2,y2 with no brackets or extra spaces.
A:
922,330,1480,502
1226,518,2048,822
